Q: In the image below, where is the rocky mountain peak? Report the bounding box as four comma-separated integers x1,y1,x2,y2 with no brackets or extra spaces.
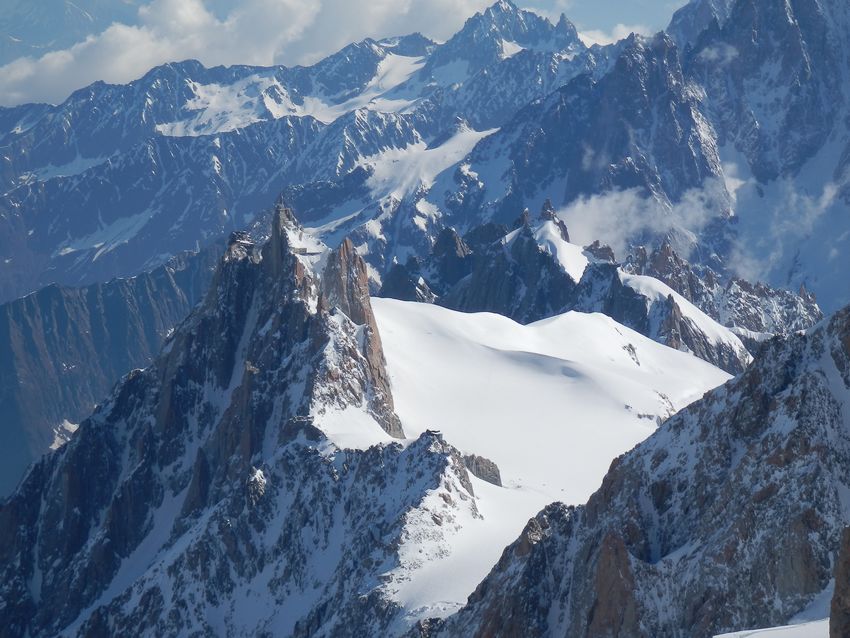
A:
614,31,684,93
538,199,570,242
424,0,584,78
321,237,405,438
512,209,532,230
484,0,519,17
555,13,581,42
624,240,823,342
377,32,437,57
584,240,616,263
432,227,472,261
668,0,736,48
0,205,418,635
322,237,369,325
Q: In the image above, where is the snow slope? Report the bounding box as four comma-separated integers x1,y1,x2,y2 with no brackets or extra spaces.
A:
715,620,828,638
621,271,751,359
372,298,731,504
364,126,498,202
357,298,731,621
155,54,427,136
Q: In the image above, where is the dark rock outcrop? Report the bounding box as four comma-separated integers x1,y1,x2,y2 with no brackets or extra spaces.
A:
378,259,437,303
0,243,220,497
441,224,579,325
831,527,850,637
463,455,502,487
829,527,850,638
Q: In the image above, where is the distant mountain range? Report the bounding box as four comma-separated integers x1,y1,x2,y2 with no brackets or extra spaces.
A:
1,0,848,312
1,1,849,636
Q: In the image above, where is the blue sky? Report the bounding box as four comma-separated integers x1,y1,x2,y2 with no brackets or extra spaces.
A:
521,0,686,41
0,0,690,106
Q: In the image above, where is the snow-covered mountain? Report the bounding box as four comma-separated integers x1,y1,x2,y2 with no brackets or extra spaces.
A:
378,207,803,374
0,206,732,636
0,2,607,304
373,297,730,507
1,1,849,634
428,303,850,637
3,0,845,315
0,200,757,501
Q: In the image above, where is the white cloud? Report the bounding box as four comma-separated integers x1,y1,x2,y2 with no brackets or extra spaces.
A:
697,43,739,65
727,171,841,284
577,23,651,46
556,180,728,260
0,0,494,106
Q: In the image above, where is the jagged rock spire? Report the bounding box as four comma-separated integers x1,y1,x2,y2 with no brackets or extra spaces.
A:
539,198,571,243
323,239,405,438
263,201,300,279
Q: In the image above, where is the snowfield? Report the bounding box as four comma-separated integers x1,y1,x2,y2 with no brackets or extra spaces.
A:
372,298,731,504
313,298,734,621
715,620,828,638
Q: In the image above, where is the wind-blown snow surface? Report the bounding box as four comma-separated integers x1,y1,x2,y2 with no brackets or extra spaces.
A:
361,298,730,620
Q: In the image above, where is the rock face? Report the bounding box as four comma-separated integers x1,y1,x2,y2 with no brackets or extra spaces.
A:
831,527,850,637
0,207,500,638
667,0,736,47
0,243,220,497
441,223,579,325
431,305,850,637
379,260,437,303
382,216,753,374
687,0,850,183
625,241,823,339
443,30,721,226
322,236,404,438
463,455,502,487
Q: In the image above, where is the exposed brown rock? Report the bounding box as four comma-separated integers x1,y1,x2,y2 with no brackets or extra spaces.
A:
463,454,502,487
323,238,404,438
